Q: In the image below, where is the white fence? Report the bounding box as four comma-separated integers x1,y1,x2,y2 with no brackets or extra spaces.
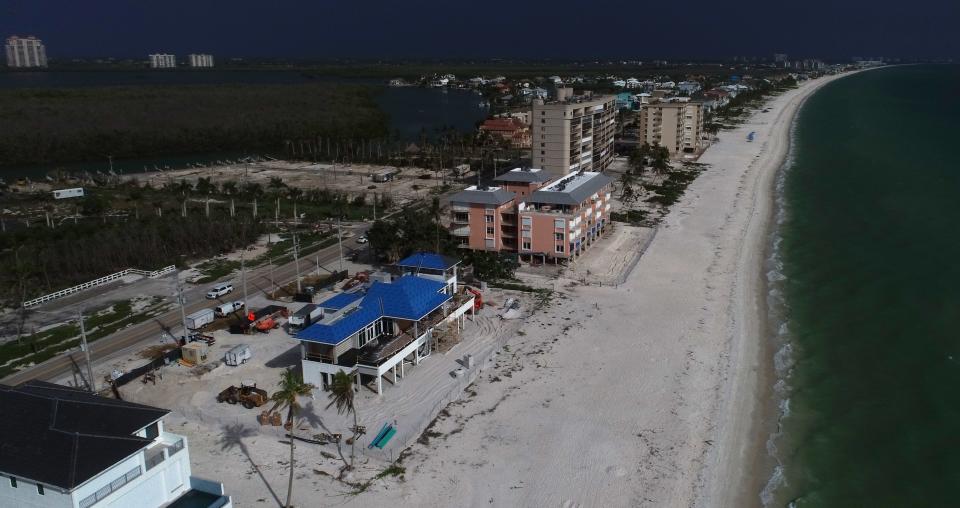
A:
23,265,177,308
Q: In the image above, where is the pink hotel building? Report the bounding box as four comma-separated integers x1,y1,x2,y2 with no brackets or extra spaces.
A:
449,168,613,263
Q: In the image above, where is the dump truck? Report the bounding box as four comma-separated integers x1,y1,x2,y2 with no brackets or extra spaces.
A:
216,381,269,409
288,304,323,330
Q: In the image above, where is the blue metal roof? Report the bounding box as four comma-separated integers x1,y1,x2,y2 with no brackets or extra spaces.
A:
318,291,363,310
298,276,451,346
396,252,459,271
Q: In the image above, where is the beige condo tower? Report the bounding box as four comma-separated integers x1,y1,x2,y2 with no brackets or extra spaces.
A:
532,87,616,177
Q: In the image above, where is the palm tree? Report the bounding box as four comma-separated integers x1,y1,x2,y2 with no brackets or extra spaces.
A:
271,368,314,508
326,371,358,467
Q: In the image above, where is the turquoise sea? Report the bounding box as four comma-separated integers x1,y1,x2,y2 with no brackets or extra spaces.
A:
767,65,960,506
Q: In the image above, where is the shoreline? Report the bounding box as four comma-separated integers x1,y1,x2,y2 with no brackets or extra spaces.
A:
332,74,862,508
700,70,867,508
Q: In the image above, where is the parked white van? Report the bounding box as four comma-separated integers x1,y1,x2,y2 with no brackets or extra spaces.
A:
206,283,234,299
215,300,245,317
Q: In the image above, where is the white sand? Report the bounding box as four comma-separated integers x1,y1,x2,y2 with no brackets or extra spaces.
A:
116,73,854,507
334,73,854,507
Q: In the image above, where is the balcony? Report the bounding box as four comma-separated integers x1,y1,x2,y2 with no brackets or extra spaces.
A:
78,465,143,508
450,225,470,237
145,433,186,471
358,312,444,366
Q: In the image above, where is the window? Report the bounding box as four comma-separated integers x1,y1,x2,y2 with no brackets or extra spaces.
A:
37,484,44,495
541,119,545,123
522,241,531,250
541,111,545,115
541,150,545,155
10,477,16,488
554,233,564,241
486,226,495,236
555,244,565,253
541,143,545,147
554,219,565,228
485,239,495,249
485,214,494,223
522,216,532,226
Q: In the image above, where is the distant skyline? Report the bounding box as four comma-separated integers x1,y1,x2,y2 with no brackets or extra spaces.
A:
2,0,958,60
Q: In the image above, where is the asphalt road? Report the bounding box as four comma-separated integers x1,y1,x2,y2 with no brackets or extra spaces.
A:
1,227,369,387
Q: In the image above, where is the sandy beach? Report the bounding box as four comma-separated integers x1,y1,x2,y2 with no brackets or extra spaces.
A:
324,73,854,508
116,73,853,507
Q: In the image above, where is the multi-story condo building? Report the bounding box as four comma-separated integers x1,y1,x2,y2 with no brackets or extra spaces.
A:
149,54,176,68
637,100,705,155
0,380,231,508
298,253,476,395
5,36,47,68
531,88,616,177
188,54,214,68
450,167,613,263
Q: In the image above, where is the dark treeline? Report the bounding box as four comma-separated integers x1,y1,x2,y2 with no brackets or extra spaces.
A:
0,215,264,301
0,83,389,167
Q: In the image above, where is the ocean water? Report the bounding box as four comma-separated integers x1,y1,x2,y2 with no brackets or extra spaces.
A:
767,65,960,506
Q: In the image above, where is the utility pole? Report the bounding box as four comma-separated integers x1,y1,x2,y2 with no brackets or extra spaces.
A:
176,275,189,342
241,249,248,306
77,311,96,392
337,217,344,272
293,233,302,293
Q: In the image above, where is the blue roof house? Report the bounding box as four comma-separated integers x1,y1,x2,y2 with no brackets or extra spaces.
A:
395,252,460,295
298,266,475,395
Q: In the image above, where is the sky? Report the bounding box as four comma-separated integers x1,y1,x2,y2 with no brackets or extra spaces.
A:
2,0,958,60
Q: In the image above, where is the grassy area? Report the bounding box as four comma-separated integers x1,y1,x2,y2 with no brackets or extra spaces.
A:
644,165,707,208
0,297,168,379
194,259,242,284
610,209,651,226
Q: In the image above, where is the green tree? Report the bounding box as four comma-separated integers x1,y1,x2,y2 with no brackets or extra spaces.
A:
270,368,314,508
326,371,359,468
462,251,518,280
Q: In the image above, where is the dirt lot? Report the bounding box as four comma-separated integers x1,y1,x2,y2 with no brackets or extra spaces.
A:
125,160,464,208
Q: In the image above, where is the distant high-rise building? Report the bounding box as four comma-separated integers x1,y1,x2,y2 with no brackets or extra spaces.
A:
5,36,47,68
188,54,214,68
531,88,616,177
149,53,177,68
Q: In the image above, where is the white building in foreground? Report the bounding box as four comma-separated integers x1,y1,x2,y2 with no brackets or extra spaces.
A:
0,380,230,508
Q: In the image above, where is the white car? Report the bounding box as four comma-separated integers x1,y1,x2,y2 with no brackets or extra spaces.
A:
356,236,368,244
206,283,234,299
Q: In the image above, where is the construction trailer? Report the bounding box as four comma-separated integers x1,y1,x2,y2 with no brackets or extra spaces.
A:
185,308,215,330
181,342,208,365
52,187,85,199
